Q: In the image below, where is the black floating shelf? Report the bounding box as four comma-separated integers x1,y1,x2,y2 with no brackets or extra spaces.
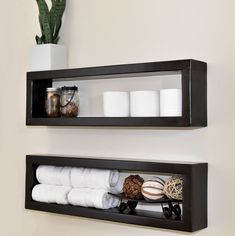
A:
25,155,208,232
26,59,207,127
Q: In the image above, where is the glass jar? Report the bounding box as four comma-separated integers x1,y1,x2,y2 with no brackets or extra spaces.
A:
45,88,61,117
60,86,79,117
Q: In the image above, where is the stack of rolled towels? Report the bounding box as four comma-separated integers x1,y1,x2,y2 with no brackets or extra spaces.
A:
32,165,121,209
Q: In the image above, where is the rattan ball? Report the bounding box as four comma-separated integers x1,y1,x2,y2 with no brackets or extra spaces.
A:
123,175,144,199
163,176,183,200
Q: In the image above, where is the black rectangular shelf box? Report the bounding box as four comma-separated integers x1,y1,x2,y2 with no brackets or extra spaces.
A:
25,155,208,232
26,59,207,127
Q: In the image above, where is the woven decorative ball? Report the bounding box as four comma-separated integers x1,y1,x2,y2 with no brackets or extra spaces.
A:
123,175,144,199
163,176,183,200
141,177,165,201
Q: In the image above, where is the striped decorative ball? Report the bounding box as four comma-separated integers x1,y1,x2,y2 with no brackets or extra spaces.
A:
141,177,165,201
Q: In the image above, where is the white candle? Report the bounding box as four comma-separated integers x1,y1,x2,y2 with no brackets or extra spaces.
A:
103,91,129,117
160,89,182,117
130,90,160,117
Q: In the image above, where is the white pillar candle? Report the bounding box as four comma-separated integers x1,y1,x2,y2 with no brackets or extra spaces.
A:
130,90,160,117
160,89,182,117
103,91,129,117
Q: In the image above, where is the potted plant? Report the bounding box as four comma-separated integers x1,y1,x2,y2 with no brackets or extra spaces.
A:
31,0,67,71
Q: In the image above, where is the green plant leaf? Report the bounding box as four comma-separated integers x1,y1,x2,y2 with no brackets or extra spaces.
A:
35,35,42,44
36,0,52,43
53,36,60,44
50,0,66,43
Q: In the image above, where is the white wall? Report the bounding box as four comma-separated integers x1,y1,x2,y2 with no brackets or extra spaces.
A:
0,0,235,235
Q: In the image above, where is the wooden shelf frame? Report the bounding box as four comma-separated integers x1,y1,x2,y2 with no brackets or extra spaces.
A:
25,155,208,232
26,59,207,127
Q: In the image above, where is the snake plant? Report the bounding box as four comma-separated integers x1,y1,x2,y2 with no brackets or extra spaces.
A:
35,0,66,44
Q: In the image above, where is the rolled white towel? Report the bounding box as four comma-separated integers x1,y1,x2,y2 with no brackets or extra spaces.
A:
70,168,86,187
71,168,120,191
68,188,120,209
32,184,71,205
60,167,72,186
36,165,72,186
109,172,127,194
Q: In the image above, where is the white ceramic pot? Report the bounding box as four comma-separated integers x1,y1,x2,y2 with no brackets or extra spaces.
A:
31,44,68,71
160,89,182,116
103,91,129,117
130,90,160,117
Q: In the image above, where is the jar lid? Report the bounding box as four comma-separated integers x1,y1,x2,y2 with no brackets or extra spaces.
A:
46,87,60,92
61,86,78,91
